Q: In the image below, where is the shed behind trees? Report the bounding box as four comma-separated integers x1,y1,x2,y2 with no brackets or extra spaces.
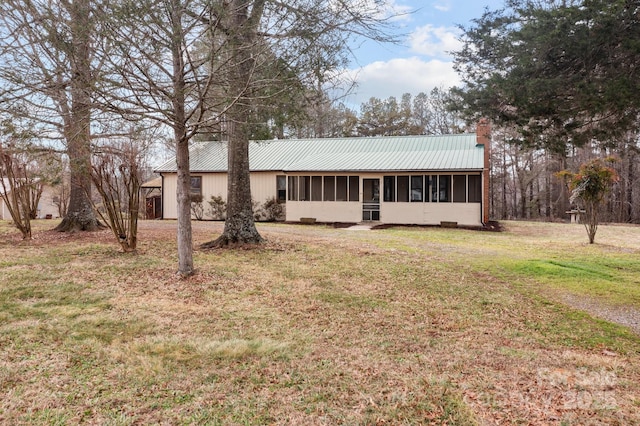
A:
141,177,162,220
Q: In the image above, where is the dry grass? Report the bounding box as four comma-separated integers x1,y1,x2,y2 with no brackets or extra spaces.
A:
0,219,639,425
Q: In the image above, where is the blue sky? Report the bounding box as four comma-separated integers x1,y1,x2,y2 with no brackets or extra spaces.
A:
343,0,505,107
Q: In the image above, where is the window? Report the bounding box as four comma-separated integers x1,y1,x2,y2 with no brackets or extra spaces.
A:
453,175,467,202
336,176,348,201
324,176,335,201
438,175,451,202
312,176,322,201
287,175,364,202
190,176,202,201
349,176,359,201
374,174,479,203
288,176,298,201
299,176,311,201
277,175,286,202
468,175,482,203
383,176,395,202
397,176,409,202
411,175,423,202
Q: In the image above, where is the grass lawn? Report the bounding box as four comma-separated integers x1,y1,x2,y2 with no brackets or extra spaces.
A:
0,219,639,425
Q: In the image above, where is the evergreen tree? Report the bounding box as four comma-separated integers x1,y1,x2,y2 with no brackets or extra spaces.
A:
453,0,640,153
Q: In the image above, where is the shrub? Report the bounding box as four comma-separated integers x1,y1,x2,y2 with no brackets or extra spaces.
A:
207,195,226,220
191,199,205,221
255,197,285,222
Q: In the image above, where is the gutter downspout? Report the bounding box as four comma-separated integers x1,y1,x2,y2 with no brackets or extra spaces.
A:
160,173,165,220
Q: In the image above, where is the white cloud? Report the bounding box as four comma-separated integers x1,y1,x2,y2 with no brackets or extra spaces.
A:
433,1,452,12
339,5,468,106
408,25,463,58
346,57,461,106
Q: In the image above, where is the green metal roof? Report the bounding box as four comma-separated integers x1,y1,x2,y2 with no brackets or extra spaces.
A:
155,134,485,173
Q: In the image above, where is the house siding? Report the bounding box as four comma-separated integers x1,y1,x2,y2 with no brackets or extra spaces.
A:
1,185,60,220
0,199,8,220
380,203,481,226
161,171,279,219
162,175,178,219
287,201,362,223
161,170,485,225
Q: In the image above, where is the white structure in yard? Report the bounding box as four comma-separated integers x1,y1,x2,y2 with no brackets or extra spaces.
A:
0,179,60,220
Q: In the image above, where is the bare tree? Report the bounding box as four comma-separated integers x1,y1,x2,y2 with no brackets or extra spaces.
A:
414,87,465,135
0,0,103,232
0,145,39,239
91,131,154,252
52,159,71,219
95,0,231,275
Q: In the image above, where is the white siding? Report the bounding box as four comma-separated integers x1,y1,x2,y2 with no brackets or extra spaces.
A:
0,199,8,220
381,203,481,226
161,172,279,219
201,173,228,202
286,201,362,223
250,172,280,205
37,186,61,219
0,185,60,220
162,174,178,219
286,200,481,226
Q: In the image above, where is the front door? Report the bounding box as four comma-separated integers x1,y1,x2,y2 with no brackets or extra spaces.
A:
362,179,380,221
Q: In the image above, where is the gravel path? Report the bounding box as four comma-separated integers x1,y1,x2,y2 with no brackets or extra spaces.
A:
561,294,640,335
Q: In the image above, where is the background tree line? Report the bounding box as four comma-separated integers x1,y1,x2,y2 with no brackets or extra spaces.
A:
213,87,467,140
488,127,638,224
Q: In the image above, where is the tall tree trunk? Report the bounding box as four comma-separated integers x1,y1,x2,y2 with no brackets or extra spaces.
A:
55,0,100,232
202,0,264,248
214,115,263,245
545,150,552,220
175,133,194,275
502,143,507,219
171,0,194,276
627,148,635,222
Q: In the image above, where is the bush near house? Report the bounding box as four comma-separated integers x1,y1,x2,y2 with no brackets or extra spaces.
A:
254,196,285,222
206,195,226,220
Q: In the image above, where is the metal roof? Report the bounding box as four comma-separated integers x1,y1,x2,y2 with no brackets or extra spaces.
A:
155,134,485,173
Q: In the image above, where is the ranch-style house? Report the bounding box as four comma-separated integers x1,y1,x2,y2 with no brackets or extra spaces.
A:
154,121,491,227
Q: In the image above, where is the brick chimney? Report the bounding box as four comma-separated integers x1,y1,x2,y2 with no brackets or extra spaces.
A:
476,119,491,225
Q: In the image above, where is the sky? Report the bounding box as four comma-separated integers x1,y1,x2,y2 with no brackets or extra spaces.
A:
343,0,505,107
